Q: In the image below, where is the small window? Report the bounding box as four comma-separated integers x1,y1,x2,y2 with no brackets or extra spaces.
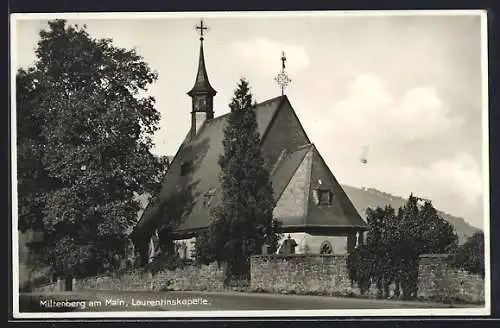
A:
314,188,333,205
180,161,192,176
320,241,333,255
195,97,207,111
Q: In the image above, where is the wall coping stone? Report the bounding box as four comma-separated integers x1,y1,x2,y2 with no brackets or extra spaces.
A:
251,254,347,259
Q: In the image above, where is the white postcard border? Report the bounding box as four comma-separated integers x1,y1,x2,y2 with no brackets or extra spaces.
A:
10,9,491,319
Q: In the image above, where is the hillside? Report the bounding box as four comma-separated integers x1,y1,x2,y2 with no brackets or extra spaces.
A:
342,185,481,244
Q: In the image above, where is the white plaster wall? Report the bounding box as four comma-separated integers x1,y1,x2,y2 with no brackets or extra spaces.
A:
277,233,350,255
178,233,352,258
195,112,206,135
276,232,308,254
305,235,349,255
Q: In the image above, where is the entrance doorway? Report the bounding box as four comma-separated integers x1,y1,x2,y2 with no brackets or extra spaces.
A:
64,276,73,291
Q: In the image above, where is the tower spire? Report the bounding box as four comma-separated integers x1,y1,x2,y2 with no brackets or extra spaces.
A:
274,51,291,96
188,19,217,97
188,19,217,141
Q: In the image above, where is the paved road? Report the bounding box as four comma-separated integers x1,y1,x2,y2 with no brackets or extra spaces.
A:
20,290,480,313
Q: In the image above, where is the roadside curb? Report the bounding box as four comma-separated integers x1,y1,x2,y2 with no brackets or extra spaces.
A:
174,290,482,308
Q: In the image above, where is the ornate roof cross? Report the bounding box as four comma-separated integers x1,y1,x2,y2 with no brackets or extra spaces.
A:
274,51,291,96
196,19,209,41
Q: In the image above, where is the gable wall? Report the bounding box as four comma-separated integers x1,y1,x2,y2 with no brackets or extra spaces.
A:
273,150,312,225
305,149,366,228
260,102,310,170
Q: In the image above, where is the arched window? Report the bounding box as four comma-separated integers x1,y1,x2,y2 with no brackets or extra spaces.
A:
319,241,333,255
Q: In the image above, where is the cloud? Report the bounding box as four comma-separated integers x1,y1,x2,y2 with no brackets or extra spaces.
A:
383,153,483,208
229,38,310,76
299,74,481,223
389,87,466,141
318,74,465,148
330,151,483,225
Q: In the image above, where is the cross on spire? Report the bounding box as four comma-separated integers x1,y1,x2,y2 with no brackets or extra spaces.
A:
274,50,291,96
196,19,209,41
281,51,287,70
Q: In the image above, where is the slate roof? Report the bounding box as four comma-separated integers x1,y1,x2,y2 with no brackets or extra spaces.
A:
270,144,367,232
131,96,285,238
131,95,366,240
304,148,368,229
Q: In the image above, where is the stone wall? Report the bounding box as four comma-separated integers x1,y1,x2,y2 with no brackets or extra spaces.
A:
250,254,353,296
418,254,484,303
250,254,485,303
31,254,484,305
33,263,225,293
32,282,58,293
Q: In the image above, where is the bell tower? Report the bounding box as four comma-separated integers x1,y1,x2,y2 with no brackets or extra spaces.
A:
187,19,217,140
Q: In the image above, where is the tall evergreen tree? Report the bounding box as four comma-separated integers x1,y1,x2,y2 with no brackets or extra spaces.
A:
210,78,280,279
16,20,165,276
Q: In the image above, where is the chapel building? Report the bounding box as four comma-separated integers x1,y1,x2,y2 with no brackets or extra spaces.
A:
130,21,367,263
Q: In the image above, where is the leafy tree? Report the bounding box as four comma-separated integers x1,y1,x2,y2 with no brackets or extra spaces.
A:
16,20,165,276
191,230,216,265
449,231,485,277
363,205,400,298
207,78,281,280
347,195,458,299
418,201,458,253
396,196,458,298
347,245,376,295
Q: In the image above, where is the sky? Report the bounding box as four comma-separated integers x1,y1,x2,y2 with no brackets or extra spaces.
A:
12,12,487,229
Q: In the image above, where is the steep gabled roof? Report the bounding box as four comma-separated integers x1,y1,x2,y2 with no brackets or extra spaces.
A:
305,147,367,230
131,96,285,238
131,95,366,241
272,145,367,233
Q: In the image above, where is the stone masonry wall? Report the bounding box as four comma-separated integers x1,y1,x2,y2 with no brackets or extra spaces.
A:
418,254,484,303
251,254,485,303
273,149,312,221
32,282,58,293
250,254,352,296
33,263,225,293
32,254,484,304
